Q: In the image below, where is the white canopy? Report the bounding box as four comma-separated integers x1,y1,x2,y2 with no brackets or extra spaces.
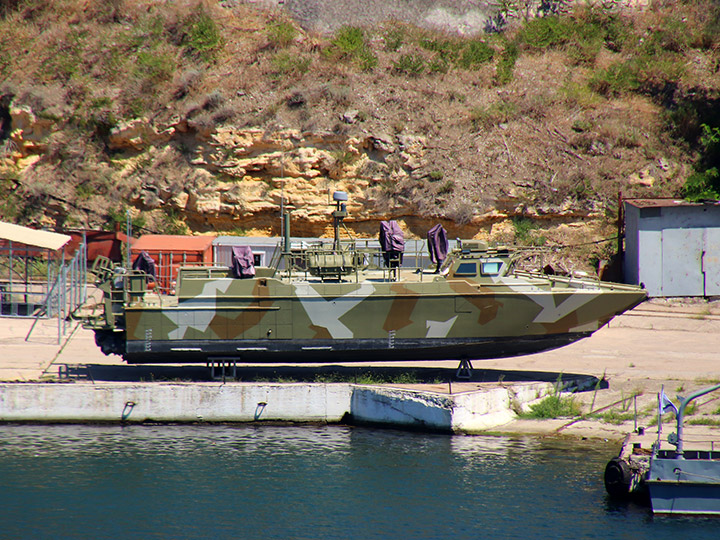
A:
0,221,71,251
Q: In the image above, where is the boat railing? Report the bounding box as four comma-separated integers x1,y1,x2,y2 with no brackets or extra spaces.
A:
512,269,602,287
669,383,720,458
269,239,434,282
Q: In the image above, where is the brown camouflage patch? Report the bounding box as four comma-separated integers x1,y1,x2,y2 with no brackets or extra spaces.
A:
309,324,333,339
383,283,419,332
447,279,503,324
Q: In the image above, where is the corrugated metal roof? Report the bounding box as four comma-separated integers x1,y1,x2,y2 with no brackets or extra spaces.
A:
0,221,71,251
624,198,720,209
133,234,216,251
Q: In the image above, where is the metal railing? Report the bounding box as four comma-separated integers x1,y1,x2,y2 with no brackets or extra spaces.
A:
24,241,88,344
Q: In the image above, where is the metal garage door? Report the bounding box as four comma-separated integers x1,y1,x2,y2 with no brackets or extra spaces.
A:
703,228,720,296
661,228,704,296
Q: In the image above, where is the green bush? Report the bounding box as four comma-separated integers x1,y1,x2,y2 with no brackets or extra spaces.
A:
45,28,88,81
270,52,311,76
518,15,573,50
639,16,689,55
328,26,365,57
495,40,518,85
427,57,449,74
184,10,222,60
136,51,175,83
459,40,494,69
383,27,405,52
517,8,630,65
521,394,581,419
392,53,425,76
590,50,685,98
326,26,377,70
698,7,720,48
595,410,636,425
267,20,297,48
420,37,462,63
683,124,720,201
589,60,641,96
512,216,546,246
438,180,454,195
159,209,188,235
470,101,518,129
75,182,94,200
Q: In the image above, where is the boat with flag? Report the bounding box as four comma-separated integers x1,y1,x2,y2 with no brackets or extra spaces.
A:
645,384,720,515
605,384,720,515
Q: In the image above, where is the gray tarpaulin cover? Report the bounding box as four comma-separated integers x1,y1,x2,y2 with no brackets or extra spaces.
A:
379,220,404,266
132,250,156,280
427,224,449,264
231,246,256,278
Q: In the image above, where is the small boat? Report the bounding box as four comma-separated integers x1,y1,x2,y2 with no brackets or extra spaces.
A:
83,192,646,364
645,383,720,515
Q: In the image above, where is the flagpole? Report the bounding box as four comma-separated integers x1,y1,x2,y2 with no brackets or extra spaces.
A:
657,385,663,447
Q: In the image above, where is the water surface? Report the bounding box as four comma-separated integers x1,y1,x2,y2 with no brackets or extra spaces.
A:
0,424,717,539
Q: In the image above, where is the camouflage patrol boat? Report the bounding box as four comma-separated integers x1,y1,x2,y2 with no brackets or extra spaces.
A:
85,193,646,364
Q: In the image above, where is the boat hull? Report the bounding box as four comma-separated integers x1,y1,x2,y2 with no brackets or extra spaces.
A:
647,457,720,515
88,260,647,364
120,331,592,363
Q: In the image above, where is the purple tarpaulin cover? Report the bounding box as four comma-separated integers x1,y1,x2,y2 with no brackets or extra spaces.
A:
427,223,449,264
379,220,404,266
132,250,156,280
231,246,256,278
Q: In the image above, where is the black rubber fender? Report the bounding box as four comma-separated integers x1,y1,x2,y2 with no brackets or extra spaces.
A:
604,457,632,497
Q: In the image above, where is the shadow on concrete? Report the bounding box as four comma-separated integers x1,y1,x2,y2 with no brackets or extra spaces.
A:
54,363,607,392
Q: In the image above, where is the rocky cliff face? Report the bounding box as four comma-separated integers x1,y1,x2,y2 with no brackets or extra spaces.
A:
5,104,624,247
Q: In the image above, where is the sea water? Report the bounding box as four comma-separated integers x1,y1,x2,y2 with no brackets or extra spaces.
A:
0,424,717,540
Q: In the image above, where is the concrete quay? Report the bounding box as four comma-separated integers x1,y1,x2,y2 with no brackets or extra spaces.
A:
0,379,561,433
2,298,720,438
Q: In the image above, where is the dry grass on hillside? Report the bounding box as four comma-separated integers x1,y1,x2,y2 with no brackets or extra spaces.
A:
0,0,718,261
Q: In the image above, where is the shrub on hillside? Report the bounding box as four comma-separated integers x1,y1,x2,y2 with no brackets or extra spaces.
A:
270,52,311,77
683,124,720,201
392,53,425,76
325,26,377,70
383,26,405,52
458,40,495,69
419,37,462,63
267,20,297,48
517,15,573,49
494,40,518,85
182,8,222,60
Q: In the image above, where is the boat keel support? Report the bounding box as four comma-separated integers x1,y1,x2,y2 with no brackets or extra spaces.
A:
456,358,474,380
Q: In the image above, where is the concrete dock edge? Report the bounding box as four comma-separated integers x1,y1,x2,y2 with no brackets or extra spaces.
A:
0,381,557,433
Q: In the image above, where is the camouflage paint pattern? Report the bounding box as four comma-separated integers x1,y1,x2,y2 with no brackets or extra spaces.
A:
87,244,646,363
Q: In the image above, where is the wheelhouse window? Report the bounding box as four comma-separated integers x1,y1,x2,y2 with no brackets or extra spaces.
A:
480,261,503,276
454,262,477,276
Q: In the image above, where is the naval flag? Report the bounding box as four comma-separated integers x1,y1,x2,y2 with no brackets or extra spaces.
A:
659,388,678,416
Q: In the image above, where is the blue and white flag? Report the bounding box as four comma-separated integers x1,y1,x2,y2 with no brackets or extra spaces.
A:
659,388,678,416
